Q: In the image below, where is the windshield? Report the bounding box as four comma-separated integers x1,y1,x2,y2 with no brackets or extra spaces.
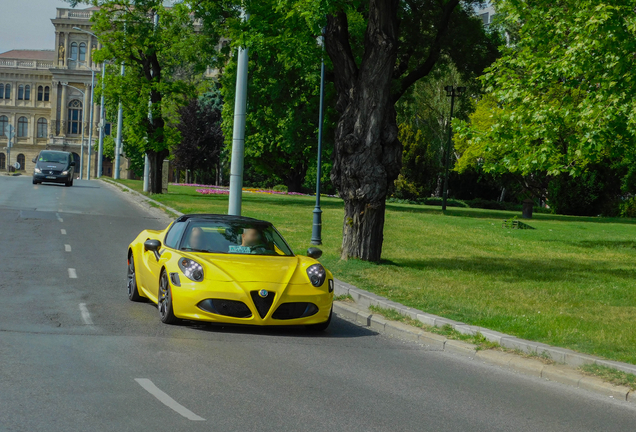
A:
39,151,69,164
179,221,294,256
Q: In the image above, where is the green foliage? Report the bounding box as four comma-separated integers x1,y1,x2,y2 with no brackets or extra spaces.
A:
463,1,636,180
272,184,288,192
219,2,335,192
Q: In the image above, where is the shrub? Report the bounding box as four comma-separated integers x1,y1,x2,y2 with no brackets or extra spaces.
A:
272,184,288,192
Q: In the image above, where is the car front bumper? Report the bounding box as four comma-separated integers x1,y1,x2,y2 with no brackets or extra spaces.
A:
171,279,334,326
33,173,72,183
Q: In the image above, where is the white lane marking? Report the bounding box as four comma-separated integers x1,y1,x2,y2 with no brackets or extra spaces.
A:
79,303,93,325
56,213,63,222
134,378,206,421
68,268,77,279
65,244,71,252
61,229,67,235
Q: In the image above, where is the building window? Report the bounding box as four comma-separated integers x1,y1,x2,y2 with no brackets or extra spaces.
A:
0,116,7,133
17,154,25,171
79,43,86,62
44,86,50,102
0,84,3,99
38,86,43,101
17,117,28,137
4,84,10,99
37,118,47,138
18,85,24,100
68,99,83,135
24,85,31,100
0,153,5,170
71,42,78,61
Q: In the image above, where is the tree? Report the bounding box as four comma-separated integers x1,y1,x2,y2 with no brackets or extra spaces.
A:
465,1,636,181
173,96,224,184
218,3,336,192
72,0,225,193
300,0,498,261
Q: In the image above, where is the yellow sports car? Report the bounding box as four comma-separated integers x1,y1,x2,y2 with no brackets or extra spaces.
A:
127,214,334,330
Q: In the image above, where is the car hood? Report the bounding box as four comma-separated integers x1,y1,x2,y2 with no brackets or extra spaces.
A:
193,253,303,284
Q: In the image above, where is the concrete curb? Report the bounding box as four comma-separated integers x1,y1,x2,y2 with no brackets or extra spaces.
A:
100,178,184,218
333,281,636,403
333,279,636,376
333,301,634,403
100,179,635,403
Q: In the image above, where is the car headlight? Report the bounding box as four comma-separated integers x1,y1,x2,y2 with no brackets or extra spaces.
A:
62,170,68,175
307,264,326,287
178,258,204,282
34,168,41,173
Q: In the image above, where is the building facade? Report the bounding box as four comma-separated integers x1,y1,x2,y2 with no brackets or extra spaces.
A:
0,7,127,178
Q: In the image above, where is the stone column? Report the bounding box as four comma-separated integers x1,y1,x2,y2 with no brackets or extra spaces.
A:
87,35,93,67
31,113,37,144
63,33,69,68
60,84,67,136
50,82,59,136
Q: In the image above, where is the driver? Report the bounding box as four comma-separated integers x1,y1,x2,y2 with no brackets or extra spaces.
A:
241,228,271,254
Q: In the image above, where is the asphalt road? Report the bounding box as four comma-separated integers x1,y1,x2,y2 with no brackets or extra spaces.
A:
0,175,635,432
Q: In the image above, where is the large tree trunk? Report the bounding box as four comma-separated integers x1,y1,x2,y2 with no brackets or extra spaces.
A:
148,149,169,194
326,1,401,262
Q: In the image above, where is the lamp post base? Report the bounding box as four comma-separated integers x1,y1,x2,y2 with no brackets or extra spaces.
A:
311,206,323,245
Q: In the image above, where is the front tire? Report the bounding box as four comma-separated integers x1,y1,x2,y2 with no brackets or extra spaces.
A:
127,253,143,302
158,270,179,324
306,307,332,332
32,179,39,185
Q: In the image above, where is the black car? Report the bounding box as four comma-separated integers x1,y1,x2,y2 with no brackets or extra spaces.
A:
32,150,76,187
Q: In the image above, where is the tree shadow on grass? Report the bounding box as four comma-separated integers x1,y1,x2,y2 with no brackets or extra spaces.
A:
384,256,636,284
541,239,636,249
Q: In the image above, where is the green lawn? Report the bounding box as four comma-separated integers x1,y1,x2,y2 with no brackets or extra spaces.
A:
114,179,636,364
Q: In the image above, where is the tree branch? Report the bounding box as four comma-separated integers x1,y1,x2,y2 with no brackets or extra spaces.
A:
324,10,359,113
391,0,460,103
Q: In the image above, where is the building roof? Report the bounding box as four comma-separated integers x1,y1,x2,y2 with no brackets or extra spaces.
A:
0,50,56,61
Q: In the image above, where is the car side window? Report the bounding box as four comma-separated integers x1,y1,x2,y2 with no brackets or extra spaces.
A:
164,221,186,249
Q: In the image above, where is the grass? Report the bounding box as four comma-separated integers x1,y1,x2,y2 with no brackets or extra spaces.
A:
580,364,636,391
113,179,636,365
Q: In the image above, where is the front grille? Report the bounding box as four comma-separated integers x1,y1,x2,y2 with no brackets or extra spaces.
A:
250,291,276,318
197,299,252,318
45,170,63,175
272,302,319,320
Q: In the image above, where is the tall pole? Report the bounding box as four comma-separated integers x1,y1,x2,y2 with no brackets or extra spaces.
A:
97,62,105,178
80,100,85,179
311,28,326,245
143,11,158,193
228,10,249,216
442,88,456,212
86,68,95,180
114,62,124,180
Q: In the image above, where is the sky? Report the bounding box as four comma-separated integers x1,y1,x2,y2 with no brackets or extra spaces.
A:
0,0,80,54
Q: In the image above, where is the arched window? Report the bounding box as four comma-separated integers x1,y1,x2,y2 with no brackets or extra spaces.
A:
17,154,25,171
79,43,86,62
0,116,7,133
18,85,24,100
0,84,4,99
37,118,47,138
24,85,30,100
71,42,78,61
68,99,83,135
4,84,10,99
44,86,50,102
37,86,43,101
0,153,5,170
17,117,28,137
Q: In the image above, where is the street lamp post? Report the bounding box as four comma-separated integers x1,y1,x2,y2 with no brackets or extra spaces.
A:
63,82,87,179
442,85,466,212
73,27,100,180
311,27,327,245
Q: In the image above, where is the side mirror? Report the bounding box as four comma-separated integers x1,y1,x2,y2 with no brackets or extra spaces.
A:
144,239,162,261
307,247,322,259
70,161,76,167
32,158,37,163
